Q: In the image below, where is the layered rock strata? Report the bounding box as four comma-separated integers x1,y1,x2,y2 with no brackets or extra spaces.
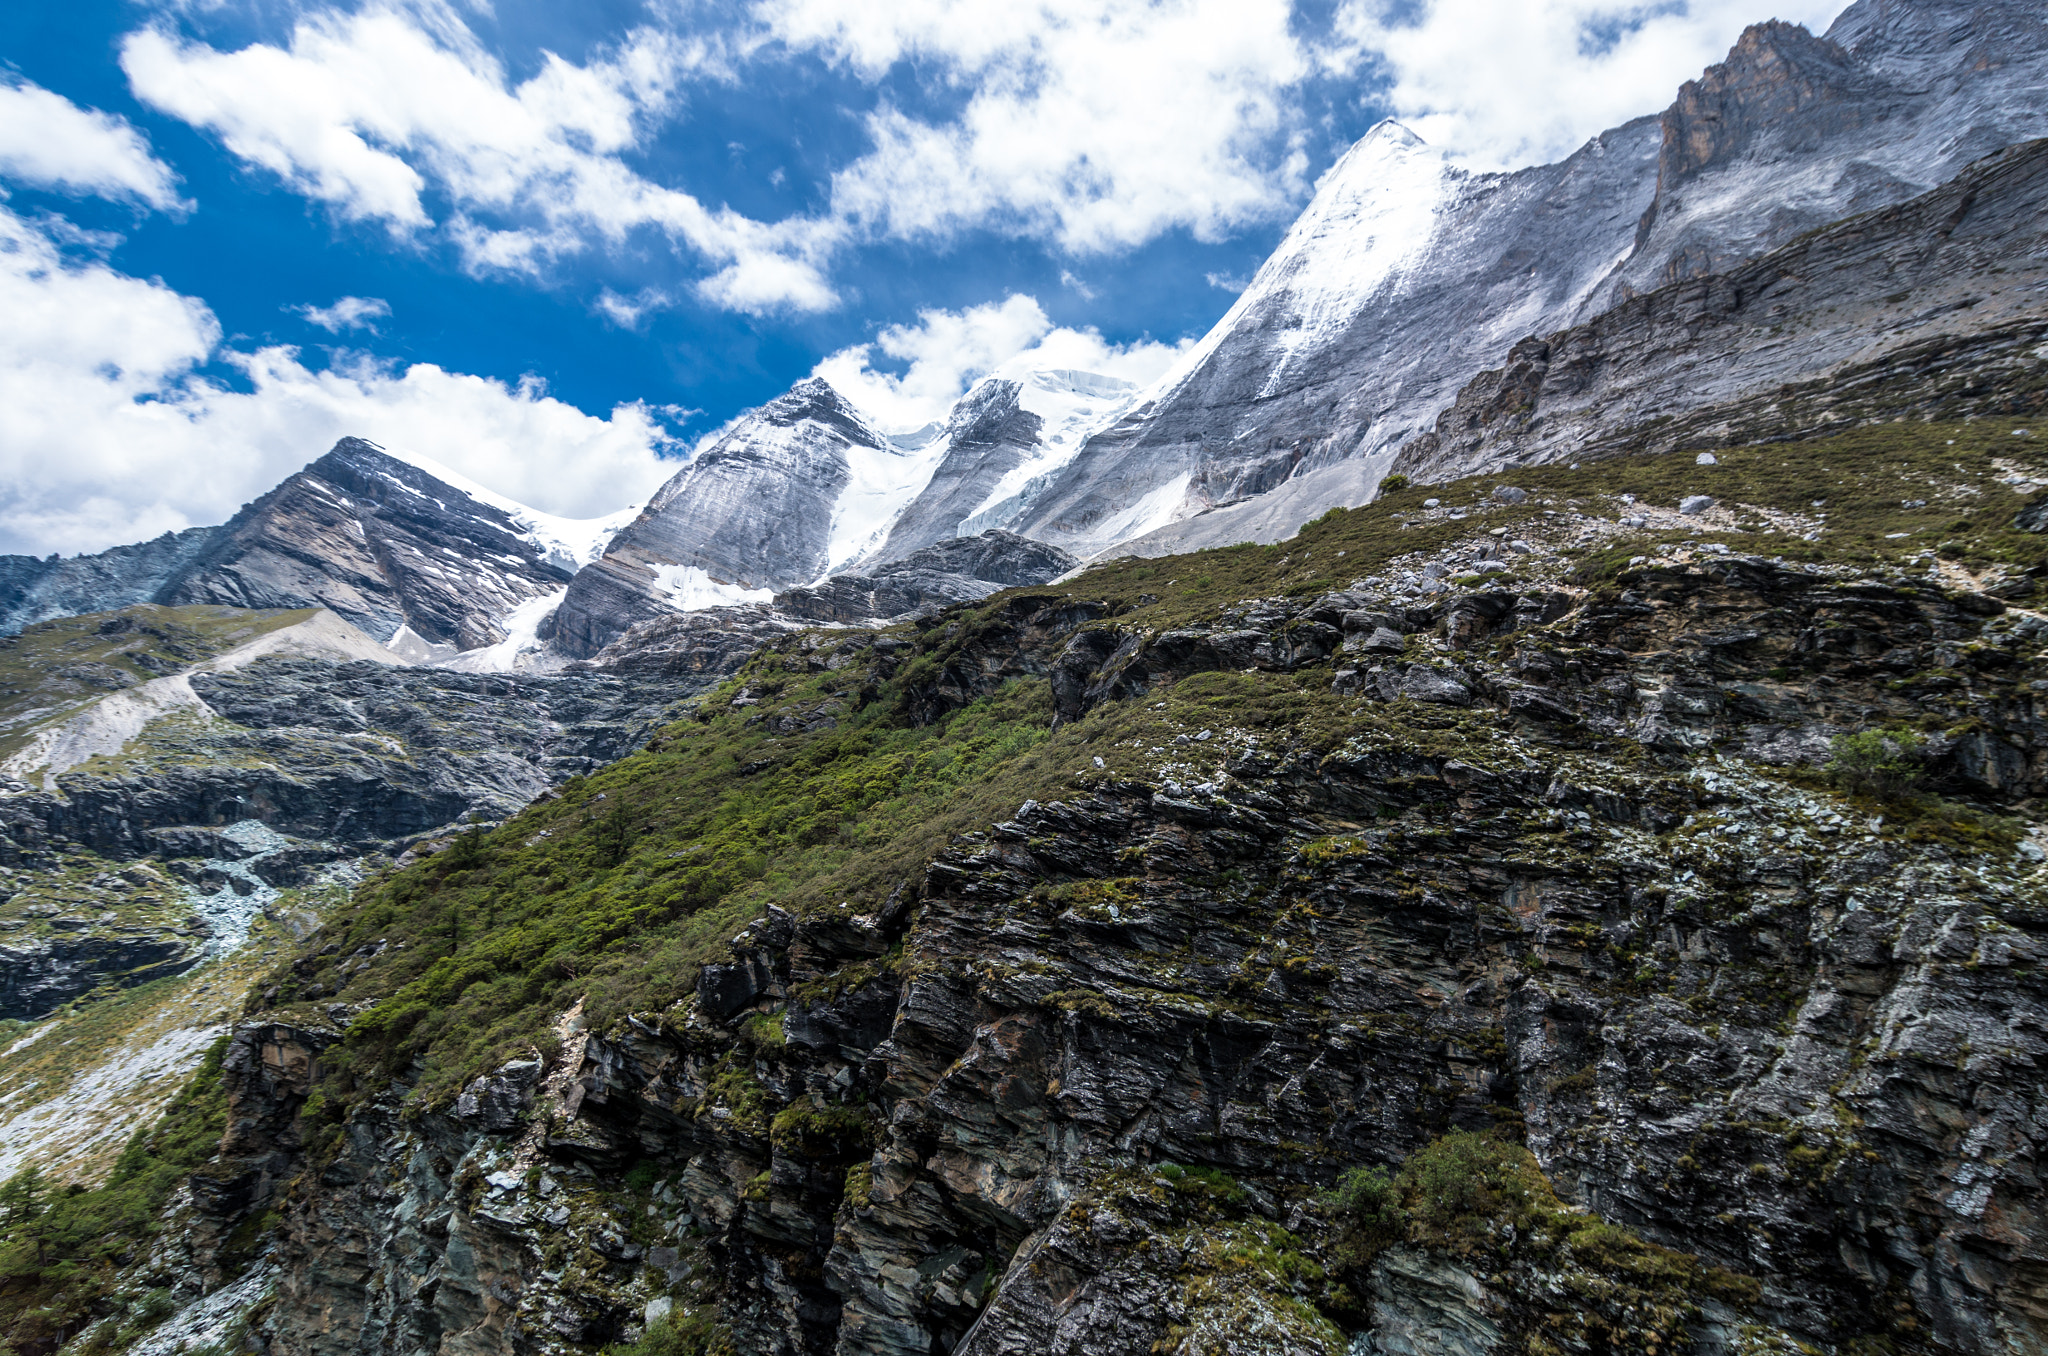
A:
184,545,2048,1356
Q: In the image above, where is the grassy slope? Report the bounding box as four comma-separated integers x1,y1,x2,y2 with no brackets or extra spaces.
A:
0,605,314,762
264,419,2046,1111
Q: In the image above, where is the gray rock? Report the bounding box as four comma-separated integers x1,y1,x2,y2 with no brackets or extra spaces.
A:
1364,1248,1504,1356
1680,495,1716,515
775,532,1078,624
547,379,891,657
1398,666,1472,705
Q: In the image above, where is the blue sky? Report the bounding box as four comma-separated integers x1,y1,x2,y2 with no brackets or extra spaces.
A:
0,0,1844,556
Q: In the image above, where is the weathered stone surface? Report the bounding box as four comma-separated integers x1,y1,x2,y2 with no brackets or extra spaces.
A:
774,532,1079,626
206,550,2048,1356
1395,139,2048,481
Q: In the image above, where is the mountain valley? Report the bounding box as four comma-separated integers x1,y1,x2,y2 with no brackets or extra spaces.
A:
2,2,2047,1354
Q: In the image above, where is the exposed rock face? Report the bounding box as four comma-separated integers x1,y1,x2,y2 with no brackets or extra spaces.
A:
869,382,1043,563
220,552,2048,1356
548,381,905,659
156,438,577,651
0,647,718,1020
0,440,587,653
1006,0,2048,559
0,924,199,1021
0,529,222,637
1395,138,2048,480
774,532,1079,625
0,656,696,864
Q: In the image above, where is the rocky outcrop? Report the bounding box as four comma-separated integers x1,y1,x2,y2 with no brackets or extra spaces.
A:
224,540,2048,1356
0,924,200,1020
1395,138,2048,480
774,532,1079,625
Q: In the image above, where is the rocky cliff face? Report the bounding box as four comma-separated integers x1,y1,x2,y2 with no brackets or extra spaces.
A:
155,439,583,654
1004,0,2048,560
0,440,605,657
1395,137,2048,481
114,422,2048,1356
773,532,1079,626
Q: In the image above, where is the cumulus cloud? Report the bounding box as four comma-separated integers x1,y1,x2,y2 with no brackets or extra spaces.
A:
812,293,1187,432
294,295,392,332
0,206,673,557
765,0,1314,251
1334,0,1849,172
120,4,840,311
0,79,188,211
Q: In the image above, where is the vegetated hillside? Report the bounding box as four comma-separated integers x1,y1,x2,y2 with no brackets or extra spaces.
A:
9,421,2048,1356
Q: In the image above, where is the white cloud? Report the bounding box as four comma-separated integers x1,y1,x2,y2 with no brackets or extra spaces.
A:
1334,0,1849,172
812,293,1186,433
120,4,840,311
0,79,188,212
294,295,391,332
0,206,672,558
764,0,1314,251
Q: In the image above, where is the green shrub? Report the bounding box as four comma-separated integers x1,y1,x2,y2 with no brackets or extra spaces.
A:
1826,728,1924,797
607,1307,732,1356
1398,1130,1533,1232
1325,1165,1400,1237
1378,473,1411,494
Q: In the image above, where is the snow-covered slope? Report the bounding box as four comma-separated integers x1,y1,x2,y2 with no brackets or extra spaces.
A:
864,368,1140,563
1007,112,1663,559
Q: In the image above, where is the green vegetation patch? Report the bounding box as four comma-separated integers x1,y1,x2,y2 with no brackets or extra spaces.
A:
0,1036,232,1355
1322,1131,1756,1350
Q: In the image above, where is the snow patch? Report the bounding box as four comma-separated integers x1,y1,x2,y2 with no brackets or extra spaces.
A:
437,589,569,672
651,565,774,611
824,436,954,574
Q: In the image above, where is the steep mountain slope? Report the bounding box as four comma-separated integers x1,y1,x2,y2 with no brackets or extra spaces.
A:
0,439,629,661
545,381,923,658
878,370,1142,558
544,378,1105,659
1397,136,2048,479
155,439,590,655
1016,0,2048,560
34,422,2047,1356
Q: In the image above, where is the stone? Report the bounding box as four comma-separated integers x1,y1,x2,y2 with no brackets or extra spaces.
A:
1491,485,1529,504
1680,495,1715,515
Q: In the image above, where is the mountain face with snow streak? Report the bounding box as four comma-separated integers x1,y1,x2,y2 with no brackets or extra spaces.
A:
869,369,1141,563
545,379,942,658
1008,0,2048,560
0,439,610,656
